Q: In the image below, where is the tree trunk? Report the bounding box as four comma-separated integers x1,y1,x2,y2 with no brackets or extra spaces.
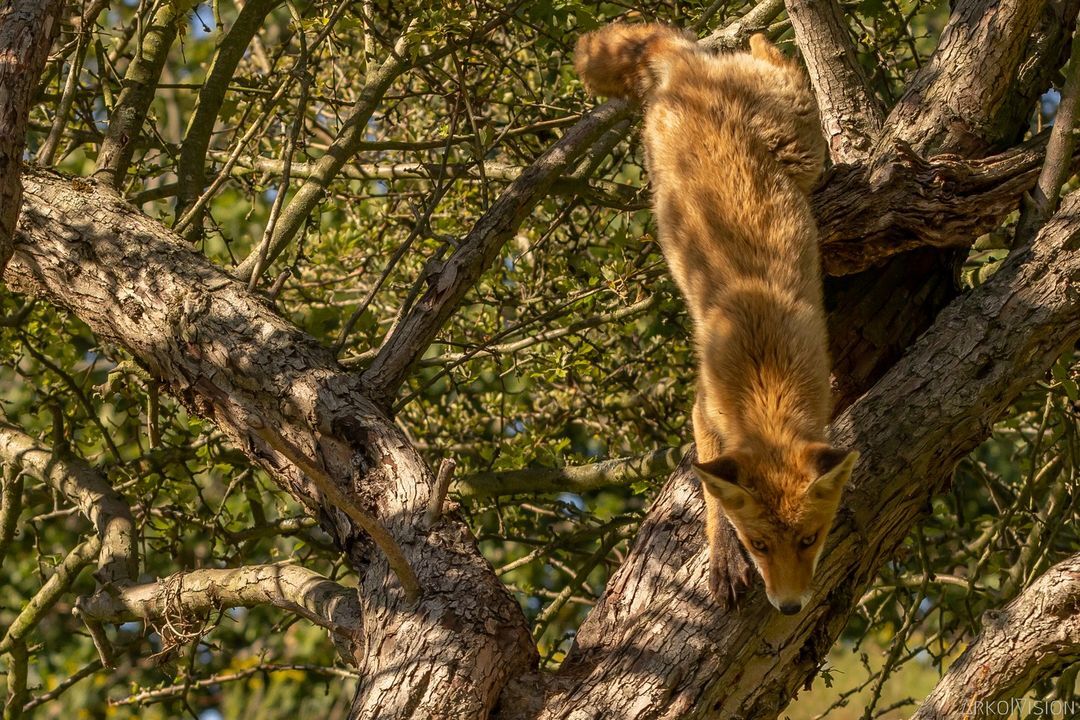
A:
0,0,64,273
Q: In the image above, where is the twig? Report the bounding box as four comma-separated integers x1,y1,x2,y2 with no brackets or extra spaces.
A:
1015,26,1080,245
425,458,457,526
0,537,101,654
22,659,103,712
246,420,420,602
111,663,360,706
455,445,690,499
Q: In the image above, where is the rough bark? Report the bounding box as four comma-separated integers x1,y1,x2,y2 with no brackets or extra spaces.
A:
815,133,1080,275
873,0,1048,161
911,553,1080,720
0,0,64,273
825,0,1079,409
524,186,1080,720
3,0,1079,716
4,169,537,719
785,0,884,163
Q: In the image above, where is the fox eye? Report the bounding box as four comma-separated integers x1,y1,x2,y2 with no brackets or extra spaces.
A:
750,539,768,553
799,533,818,548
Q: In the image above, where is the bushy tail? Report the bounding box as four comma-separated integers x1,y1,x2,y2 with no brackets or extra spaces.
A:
574,23,697,103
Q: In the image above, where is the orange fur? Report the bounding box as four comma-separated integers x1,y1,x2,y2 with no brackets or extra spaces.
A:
576,24,858,613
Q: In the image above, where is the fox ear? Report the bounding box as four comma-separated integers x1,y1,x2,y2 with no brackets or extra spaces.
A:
693,456,754,510
805,445,859,500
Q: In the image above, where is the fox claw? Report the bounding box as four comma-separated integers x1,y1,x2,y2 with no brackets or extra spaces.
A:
709,519,753,610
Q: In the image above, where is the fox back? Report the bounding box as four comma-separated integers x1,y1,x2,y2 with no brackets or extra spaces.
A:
575,24,857,613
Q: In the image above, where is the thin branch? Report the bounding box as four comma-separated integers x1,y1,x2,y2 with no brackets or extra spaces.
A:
0,537,101,655
174,0,285,218
36,0,113,167
22,659,103,712
75,563,363,640
93,0,189,187
110,663,360,707
246,4,311,291
425,458,457,526
172,0,354,234
0,423,137,585
246,419,421,603
208,154,644,209
1015,26,1080,245
233,24,420,280
454,445,690,499
358,99,629,403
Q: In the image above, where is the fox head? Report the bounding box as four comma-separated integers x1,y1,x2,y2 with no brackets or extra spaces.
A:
694,445,859,614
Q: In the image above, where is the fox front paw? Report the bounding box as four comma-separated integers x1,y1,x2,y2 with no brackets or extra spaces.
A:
708,520,753,610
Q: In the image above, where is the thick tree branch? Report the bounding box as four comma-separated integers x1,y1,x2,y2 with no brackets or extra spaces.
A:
815,131,1080,274
785,0,884,163
825,0,1078,409
525,187,1080,719
911,553,1080,720
0,0,64,273
875,0,1048,160
4,168,537,718
0,422,137,585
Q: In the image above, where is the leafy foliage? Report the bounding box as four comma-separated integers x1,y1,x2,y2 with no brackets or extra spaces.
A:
0,0,1076,718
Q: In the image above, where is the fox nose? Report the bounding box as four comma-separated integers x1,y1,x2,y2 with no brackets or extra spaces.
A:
778,601,802,615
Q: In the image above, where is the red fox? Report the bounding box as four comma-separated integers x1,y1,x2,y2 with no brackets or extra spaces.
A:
575,24,858,614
